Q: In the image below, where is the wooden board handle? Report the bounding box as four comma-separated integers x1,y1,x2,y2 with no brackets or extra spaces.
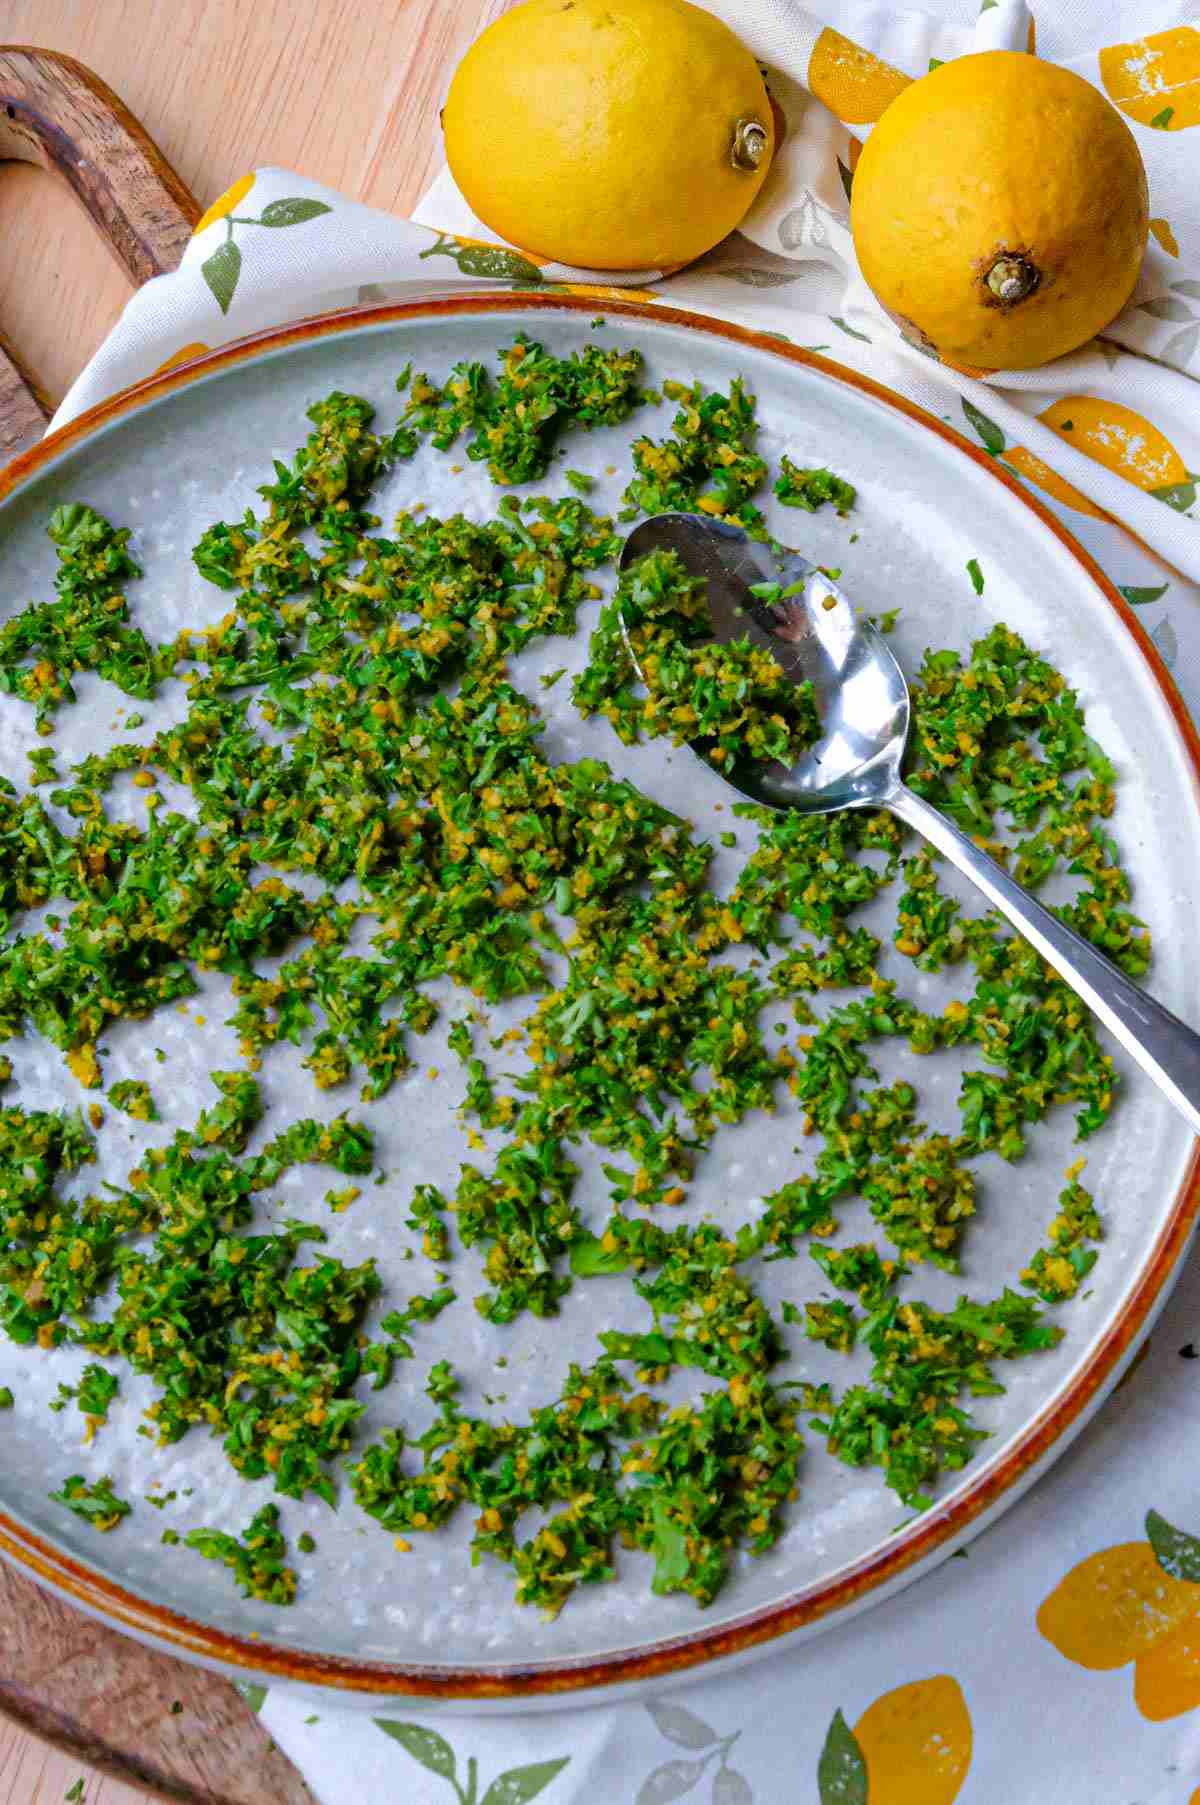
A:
0,1562,316,1804
0,329,52,460
0,45,201,458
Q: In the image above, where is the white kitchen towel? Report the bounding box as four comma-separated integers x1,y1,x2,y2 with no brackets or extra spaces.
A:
38,1,1200,1799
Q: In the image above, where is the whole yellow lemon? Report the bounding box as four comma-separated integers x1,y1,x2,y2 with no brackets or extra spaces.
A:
442,0,774,271
850,52,1148,370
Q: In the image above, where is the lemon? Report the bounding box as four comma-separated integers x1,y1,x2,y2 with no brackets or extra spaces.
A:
193,174,256,236
853,1676,973,1805
442,0,774,271
1037,1542,1198,1670
850,52,1148,370
1004,444,1114,522
1099,26,1200,132
808,28,911,125
1134,1617,1200,1721
1038,396,1189,492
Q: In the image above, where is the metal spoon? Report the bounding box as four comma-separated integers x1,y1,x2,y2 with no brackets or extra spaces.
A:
620,512,1200,1135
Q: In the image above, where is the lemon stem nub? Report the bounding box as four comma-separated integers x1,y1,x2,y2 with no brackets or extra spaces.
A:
731,117,768,169
985,253,1040,305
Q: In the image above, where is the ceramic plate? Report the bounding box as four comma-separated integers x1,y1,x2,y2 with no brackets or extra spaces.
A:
1,296,1198,1709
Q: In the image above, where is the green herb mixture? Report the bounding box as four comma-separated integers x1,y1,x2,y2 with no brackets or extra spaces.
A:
0,333,1139,1616
183,1500,297,1605
574,547,821,769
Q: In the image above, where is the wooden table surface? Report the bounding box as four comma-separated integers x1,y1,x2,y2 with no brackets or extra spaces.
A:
0,2,504,1799
1,0,507,405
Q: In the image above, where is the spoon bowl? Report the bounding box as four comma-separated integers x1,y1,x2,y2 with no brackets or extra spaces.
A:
619,513,909,811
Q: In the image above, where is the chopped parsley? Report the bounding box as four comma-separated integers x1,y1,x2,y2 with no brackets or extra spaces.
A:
774,457,856,515
76,1363,119,1431
573,546,820,769
400,336,644,484
185,1501,297,1605
0,340,1145,1617
1022,1176,1102,1302
0,505,165,728
622,377,767,531
51,1473,131,1531
108,1079,158,1121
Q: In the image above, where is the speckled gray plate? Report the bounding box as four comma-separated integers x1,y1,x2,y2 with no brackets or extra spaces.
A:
1,297,1198,1711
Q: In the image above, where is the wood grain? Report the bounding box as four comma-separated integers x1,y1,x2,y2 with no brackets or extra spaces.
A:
0,1565,315,1805
0,45,200,453
0,0,510,403
0,328,51,462
0,47,199,281
0,0,505,1797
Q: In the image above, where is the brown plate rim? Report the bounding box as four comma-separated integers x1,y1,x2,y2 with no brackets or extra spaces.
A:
1,291,1198,1700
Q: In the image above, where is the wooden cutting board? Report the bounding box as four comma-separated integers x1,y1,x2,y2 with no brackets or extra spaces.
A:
0,6,506,1796
0,1564,314,1804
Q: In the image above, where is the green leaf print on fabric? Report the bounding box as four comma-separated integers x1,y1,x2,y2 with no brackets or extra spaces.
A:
374,1721,569,1805
1151,477,1198,512
259,198,333,227
1138,296,1193,322
201,241,242,315
1147,1508,1200,1581
480,1761,571,1805
200,197,332,313
713,267,805,288
961,398,1005,456
375,1721,458,1779
1151,618,1180,669
1163,324,1200,369
711,1770,754,1805
637,1759,709,1804
645,1700,721,1749
817,1709,868,1805
419,232,546,284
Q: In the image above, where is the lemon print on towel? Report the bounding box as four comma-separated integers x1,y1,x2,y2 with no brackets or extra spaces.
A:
1100,27,1200,131
818,1676,972,1803
961,396,1112,521
193,174,257,236
1039,1510,1200,1720
193,177,331,316
153,343,212,376
962,394,1197,517
808,28,911,125
1038,397,1196,512
1149,219,1180,257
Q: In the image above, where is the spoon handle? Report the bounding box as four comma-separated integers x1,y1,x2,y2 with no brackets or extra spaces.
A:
889,782,1200,1137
